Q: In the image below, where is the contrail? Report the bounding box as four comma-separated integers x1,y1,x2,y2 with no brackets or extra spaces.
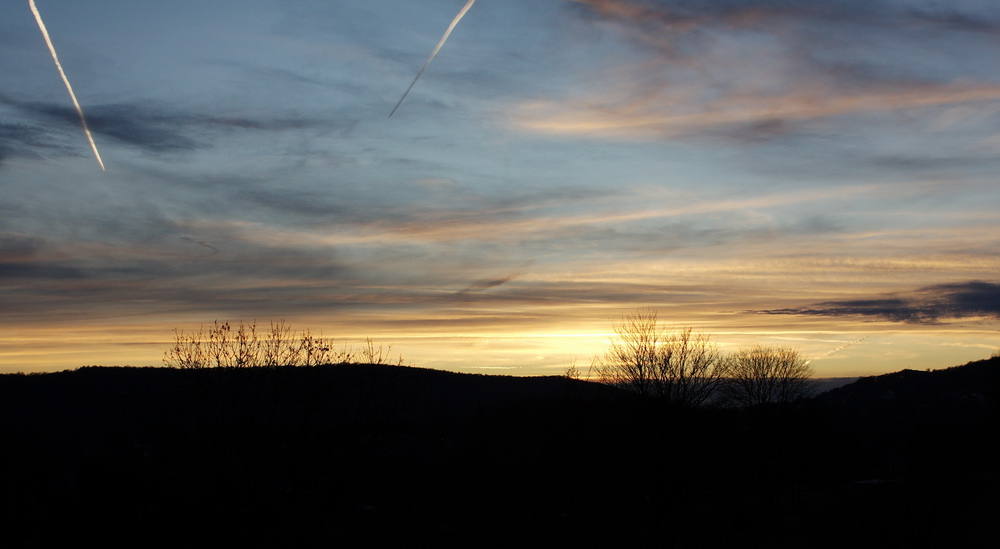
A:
807,335,871,365
29,0,105,170
388,0,477,118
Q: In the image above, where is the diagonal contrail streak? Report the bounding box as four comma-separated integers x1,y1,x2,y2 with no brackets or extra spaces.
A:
807,335,871,365
29,0,105,170
389,0,477,118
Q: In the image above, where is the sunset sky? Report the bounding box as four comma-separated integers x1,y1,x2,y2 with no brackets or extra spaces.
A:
3,0,1000,377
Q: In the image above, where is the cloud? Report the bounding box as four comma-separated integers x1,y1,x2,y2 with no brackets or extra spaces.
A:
0,231,359,322
569,0,1000,35
0,95,326,156
0,233,87,279
0,233,45,259
0,119,76,163
516,83,1000,140
180,237,221,254
459,274,521,294
754,280,1000,323
293,181,879,247
516,0,1000,142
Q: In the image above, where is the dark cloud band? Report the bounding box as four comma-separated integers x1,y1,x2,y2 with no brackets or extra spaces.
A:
755,281,1000,323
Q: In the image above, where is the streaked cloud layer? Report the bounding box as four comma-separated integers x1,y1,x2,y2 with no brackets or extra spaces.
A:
2,0,999,375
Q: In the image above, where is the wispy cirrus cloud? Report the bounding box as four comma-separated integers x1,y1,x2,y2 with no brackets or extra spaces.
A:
569,0,1000,35
244,181,888,246
516,83,1000,140
1,95,326,156
0,120,74,163
518,0,1000,141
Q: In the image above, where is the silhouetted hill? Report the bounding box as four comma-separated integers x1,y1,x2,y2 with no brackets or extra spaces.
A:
0,363,617,434
813,356,1000,412
1,361,996,546
806,357,1000,485
0,364,625,545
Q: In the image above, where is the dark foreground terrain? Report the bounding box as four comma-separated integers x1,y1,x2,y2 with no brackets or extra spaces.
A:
2,359,998,547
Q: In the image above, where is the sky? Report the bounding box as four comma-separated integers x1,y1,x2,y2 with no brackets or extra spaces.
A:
3,0,1000,377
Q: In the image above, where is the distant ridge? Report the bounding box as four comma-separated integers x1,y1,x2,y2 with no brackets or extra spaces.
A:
812,356,1000,411
812,377,860,394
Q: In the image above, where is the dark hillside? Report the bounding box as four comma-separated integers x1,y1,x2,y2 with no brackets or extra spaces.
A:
0,364,623,545
1,361,997,546
813,357,1000,413
805,358,999,482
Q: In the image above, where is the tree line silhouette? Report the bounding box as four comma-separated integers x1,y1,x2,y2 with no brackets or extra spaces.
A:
165,311,813,410
163,319,404,368
591,309,814,408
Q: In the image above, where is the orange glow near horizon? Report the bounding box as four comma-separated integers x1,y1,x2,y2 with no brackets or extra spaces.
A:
2,311,997,379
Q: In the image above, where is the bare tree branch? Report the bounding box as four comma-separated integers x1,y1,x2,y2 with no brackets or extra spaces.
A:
594,309,729,407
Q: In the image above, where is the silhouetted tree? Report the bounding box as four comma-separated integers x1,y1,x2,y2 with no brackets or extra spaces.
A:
164,320,406,368
722,345,814,407
163,320,358,368
593,309,729,406
358,337,406,366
